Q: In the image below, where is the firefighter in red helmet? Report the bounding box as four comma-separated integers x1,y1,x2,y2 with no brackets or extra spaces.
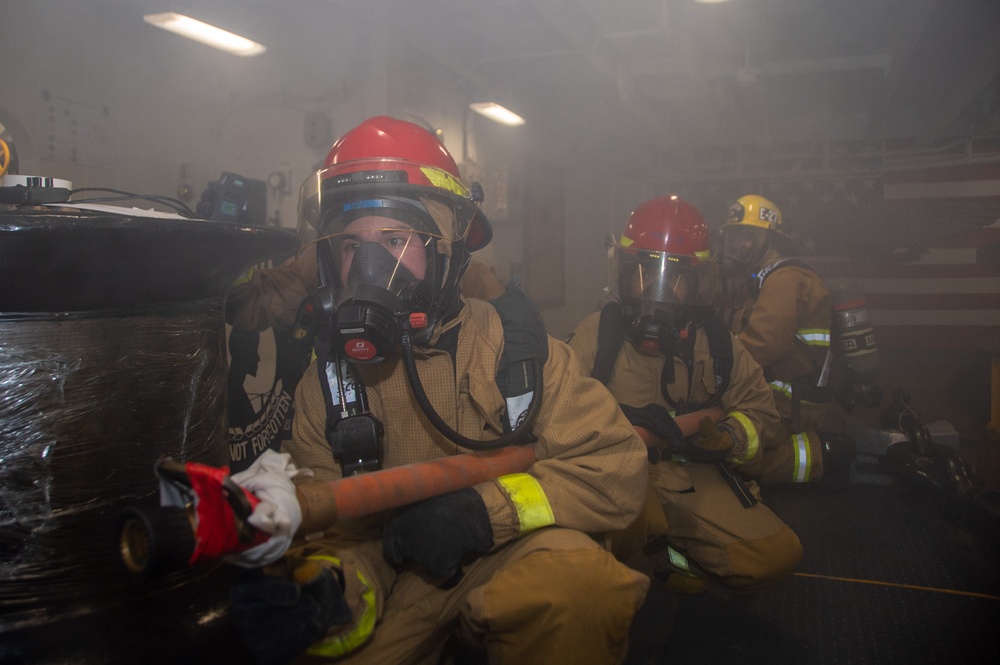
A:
716,194,854,485
567,196,802,592
229,116,650,664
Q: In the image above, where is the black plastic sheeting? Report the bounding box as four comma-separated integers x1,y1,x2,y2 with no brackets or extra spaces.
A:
0,205,297,664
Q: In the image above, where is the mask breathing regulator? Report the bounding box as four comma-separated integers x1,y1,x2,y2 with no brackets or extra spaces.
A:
334,267,436,364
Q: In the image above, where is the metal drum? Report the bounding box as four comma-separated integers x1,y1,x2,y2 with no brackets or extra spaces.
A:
0,205,297,664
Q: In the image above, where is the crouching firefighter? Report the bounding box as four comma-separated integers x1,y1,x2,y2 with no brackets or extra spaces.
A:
715,195,857,485
227,116,650,665
566,196,802,593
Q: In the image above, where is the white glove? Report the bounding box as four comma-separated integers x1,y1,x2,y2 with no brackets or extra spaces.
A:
225,450,314,568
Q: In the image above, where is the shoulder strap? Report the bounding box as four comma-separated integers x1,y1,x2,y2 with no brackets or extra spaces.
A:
592,301,626,385
661,313,733,413
701,312,733,402
490,279,548,432
756,257,814,289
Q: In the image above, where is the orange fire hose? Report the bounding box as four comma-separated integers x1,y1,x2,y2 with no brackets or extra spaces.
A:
293,406,725,535
117,406,725,577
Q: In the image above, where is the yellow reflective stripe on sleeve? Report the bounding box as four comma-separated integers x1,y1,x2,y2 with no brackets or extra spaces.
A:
768,379,823,405
769,380,793,398
797,328,830,347
727,411,759,464
304,555,377,659
497,473,555,535
791,433,812,483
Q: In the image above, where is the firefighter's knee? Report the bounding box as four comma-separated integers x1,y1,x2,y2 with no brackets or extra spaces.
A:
468,533,649,664
724,524,803,591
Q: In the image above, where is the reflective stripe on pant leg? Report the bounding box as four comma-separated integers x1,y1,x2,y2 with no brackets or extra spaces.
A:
667,546,700,578
304,555,378,659
792,432,813,483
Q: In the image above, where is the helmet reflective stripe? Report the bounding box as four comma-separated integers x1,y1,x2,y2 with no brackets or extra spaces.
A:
420,165,470,198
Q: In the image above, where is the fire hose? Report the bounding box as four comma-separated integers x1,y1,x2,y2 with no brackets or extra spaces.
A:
116,407,724,579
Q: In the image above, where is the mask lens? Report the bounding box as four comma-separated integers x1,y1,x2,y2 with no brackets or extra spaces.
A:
322,221,435,305
614,247,704,316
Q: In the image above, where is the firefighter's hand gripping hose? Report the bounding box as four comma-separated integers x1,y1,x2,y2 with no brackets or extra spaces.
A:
224,452,314,567
382,487,494,587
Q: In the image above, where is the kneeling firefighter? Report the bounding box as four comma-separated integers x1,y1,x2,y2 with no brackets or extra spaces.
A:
566,196,802,592
715,195,859,485
228,116,650,665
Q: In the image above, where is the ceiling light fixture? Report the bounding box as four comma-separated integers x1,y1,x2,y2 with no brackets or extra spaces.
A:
143,12,266,57
468,102,526,127
695,0,731,4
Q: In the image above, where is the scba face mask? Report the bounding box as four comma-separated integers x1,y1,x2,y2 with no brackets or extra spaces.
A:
611,245,709,352
718,225,768,277
322,220,441,363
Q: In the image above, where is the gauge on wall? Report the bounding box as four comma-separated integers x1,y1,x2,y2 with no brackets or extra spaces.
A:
267,171,287,191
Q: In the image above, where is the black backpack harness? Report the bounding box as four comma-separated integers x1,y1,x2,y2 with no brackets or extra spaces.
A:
592,301,733,415
308,282,548,475
591,301,757,509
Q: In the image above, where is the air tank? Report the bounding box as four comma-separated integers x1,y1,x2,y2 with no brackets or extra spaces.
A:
828,278,882,410
0,205,297,664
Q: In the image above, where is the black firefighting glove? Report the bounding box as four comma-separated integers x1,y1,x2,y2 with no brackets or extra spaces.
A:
383,487,494,584
619,403,685,450
684,416,735,463
230,557,352,665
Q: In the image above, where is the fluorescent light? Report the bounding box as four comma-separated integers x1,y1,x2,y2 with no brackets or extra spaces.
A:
143,12,266,57
469,102,526,127
695,0,731,4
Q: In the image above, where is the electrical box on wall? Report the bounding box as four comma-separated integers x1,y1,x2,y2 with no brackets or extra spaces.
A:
197,172,267,227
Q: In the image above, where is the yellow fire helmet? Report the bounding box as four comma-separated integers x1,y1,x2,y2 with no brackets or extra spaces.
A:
724,194,782,232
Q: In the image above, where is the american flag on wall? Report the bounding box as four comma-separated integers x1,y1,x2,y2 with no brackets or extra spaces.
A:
809,165,1000,351
668,163,1000,352
810,220,1000,351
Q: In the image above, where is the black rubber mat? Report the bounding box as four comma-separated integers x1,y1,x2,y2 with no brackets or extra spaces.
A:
632,481,1000,664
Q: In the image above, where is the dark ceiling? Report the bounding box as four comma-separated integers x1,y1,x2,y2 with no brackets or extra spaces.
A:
57,0,1000,182
86,0,1000,183
326,0,1000,180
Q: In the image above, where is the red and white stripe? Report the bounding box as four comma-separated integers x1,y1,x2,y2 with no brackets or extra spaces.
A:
882,164,1000,202
812,165,1000,351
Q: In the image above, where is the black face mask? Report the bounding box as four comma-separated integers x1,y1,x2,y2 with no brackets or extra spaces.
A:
333,241,432,363
718,227,768,277
627,301,711,355
627,309,679,355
